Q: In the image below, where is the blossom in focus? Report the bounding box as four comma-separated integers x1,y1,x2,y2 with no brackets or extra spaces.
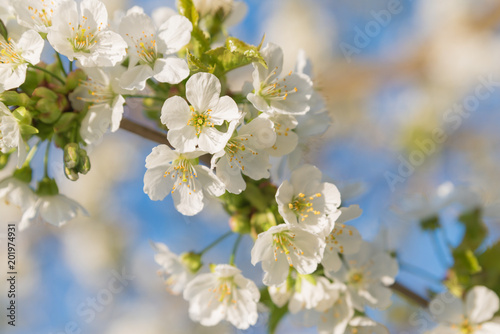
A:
183,264,260,330
260,112,299,157
69,66,133,144
143,144,225,216
247,43,313,115
119,11,192,90
251,224,325,286
322,205,363,273
211,116,276,194
287,275,339,314
0,103,28,167
151,242,194,295
426,286,500,334
161,72,241,154
13,0,63,33
276,164,341,237
47,0,127,67
0,30,44,93
326,242,398,311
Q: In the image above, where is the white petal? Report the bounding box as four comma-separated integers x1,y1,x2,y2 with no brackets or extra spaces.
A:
145,144,177,169
167,127,198,153
120,64,154,90
186,72,221,111
210,96,240,124
143,166,174,201
172,183,204,215
157,15,192,54
465,286,499,324
153,57,189,84
161,96,191,129
17,30,44,64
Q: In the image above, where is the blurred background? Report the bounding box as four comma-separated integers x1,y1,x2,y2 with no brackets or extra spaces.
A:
2,0,500,333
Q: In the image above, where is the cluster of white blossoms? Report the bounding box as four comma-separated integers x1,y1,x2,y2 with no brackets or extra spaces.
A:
3,0,498,333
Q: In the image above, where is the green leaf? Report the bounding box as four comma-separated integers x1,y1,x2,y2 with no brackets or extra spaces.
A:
19,124,39,136
187,51,213,73
204,37,267,75
178,0,199,26
190,26,211,57
54,113,77,133
457,208,487,251
453,248,482,275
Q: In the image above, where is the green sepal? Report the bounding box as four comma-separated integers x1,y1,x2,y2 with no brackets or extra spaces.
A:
0,19,8,40
36,177,59,196
19,124,39,136
420,215,440,230
13,165,33,183
12,107,32,124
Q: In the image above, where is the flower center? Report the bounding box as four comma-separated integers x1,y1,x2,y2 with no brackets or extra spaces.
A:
28,3,56,27
348,271,364,286
272,231,304,266
224,135,257,171
163,157,198,195
0,38,23,65
69,17,104,52
125,31,159,66
288,193,321,222
210,277,236,304
326,224,353,253
187,106,214,136
77,78,115,105
259,67,298,102
458,319,475,334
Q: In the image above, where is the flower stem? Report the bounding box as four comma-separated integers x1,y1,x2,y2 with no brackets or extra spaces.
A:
200,231,233,255
29,65,65,84
23,140,41,167
229,234,243,266
43,141,51,178
124,94,165,102
69,60,74,73
55,52,67,77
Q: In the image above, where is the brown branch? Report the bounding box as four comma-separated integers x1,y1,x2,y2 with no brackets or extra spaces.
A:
391,281,429,308
119,118,211,165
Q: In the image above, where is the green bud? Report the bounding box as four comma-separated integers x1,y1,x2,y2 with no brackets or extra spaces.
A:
420,215,440,231
32,87,58,101
12,165,32,183
77,154,91,175
180,252,203,273
64,143,80,169
54,113,77,133
21,69,45,96
64,166,79,181
229,213,251,234
36,177,59,196
36,99,62,124
0,91,32,107
65,69,86,91
56,93,69,112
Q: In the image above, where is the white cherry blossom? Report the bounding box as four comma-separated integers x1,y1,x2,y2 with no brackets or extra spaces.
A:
69,66,133,144
211,116,276,194
326,242,398,311
20,193,88,231
288,275,339,314
0,103,28,167
260,112,299,157
143,145,225,216
426,286,500,334
183,264,260,330
247,43,313,115
346,317,389,334
151,242,194,295
47,0,127,67
322,205,363,273
251,224,325,286
276,164,341,237
0,177,36,211
161,73,240,154
0,30,44,92
13,0,63,33
119,11,192,90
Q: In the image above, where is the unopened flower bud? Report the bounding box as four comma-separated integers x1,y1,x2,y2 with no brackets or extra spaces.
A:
250,210,277,238
64,166,79,181
180,252,203,274
77,154,91,175
64,143,80,169
32,87,58,101
0,91,32,107
36,99,62,124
